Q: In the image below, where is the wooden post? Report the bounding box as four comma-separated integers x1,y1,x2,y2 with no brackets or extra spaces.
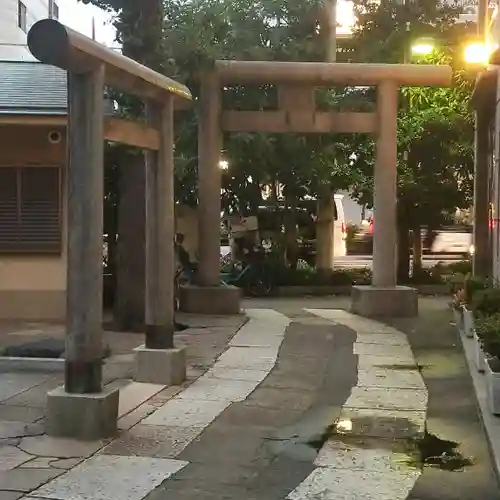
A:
145,95,175,349
473,110,492,277
373,80,398,287
197,74,222,287
65,66,105,394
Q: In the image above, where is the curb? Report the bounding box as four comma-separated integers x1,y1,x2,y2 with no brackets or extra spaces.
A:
459,332,500,487
0,354,133,373
272,284,449,297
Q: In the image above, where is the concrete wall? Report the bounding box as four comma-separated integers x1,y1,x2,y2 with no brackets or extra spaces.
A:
0,0,52,60
0,124,66,320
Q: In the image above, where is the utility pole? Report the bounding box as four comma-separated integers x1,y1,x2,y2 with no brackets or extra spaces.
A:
473,0,492,277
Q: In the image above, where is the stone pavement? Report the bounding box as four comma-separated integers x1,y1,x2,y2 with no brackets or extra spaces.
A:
0,300,498,500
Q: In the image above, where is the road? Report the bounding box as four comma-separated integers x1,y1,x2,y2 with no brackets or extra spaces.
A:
335,254,464,269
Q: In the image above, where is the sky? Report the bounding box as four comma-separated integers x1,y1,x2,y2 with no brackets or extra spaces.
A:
59,0,116,46
58,0,356,46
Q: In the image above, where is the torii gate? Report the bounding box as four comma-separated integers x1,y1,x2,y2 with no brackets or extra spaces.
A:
181,60,452,317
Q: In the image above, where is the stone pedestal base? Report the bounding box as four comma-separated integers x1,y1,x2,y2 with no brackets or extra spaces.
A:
179,285,241,315
351,285,418,318
134,346,186,385
46,386,119,440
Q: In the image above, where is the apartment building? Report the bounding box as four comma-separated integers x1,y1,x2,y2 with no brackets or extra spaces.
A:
0,0,58,60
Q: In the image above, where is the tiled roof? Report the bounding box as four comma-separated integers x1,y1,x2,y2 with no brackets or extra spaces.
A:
0,60,67,115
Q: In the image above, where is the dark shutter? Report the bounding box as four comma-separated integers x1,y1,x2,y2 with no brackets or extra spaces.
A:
0,169,20,251
0,167,62,253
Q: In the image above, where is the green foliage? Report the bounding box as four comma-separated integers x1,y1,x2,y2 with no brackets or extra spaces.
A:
475,313,500,360
472,287,500,317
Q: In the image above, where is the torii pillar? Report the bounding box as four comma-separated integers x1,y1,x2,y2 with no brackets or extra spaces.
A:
351,79,418,317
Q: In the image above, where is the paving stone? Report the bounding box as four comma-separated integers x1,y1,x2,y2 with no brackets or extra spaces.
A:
357,355,418,369
178,423,273,465
49,458,83,470
172,461,261,485
204,367,269,383
0,405,45,423
357,368,426,390
18,435,104,458
245,454,316,498
142,398,231,428
0,422,44,439
145,481,261,500
118,403,157,431
345,387,428,412
31,454,188,500
117,382,166,418
244,387,316,412
102,425,201,458
0,446,32,471
0,439,20,447
217,404,304,428
336,408,426,439
0,374,54,403
0,491,24,500
19,457,54,469
215,347,278,371
176,377,259,403
314,438,414,471
286,465,419,500
0,468,63,492
3,378,63,408
355,333,411,346
353,343,414,359
147,386,186,408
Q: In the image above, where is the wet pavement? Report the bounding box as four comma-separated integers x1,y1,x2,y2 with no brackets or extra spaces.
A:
0,298,498,500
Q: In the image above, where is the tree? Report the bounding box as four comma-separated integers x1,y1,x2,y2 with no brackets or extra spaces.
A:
342,0,475,280
81,0,165,330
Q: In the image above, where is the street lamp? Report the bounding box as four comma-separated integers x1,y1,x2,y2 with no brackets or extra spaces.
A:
219,160,229,170
411,43,434,56
463,41,499,65
410,37,435,56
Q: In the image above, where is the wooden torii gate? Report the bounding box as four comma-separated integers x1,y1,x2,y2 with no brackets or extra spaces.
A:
181,60,452,317
27,19,192,440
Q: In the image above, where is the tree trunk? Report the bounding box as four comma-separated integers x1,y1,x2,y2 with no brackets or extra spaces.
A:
113,0,164,330
114,154,146,331
284,196,298,269
397,224,411,283
412,223,422,274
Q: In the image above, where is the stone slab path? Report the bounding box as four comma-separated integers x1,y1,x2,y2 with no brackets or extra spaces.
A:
0,302,497,500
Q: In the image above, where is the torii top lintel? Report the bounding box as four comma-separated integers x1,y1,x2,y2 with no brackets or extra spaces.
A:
27,19,192,106
214,60,452,87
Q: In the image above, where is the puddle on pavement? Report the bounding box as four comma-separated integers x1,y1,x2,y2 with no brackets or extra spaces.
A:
407,433,475,471
304,414,474,473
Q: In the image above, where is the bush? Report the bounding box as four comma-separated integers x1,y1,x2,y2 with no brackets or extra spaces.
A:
472,287,500,317
404,268,444,285
464,274,490,306
475,312,500,360
267,264,372,287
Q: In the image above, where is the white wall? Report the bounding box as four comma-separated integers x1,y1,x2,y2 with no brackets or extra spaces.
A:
0,0,52,60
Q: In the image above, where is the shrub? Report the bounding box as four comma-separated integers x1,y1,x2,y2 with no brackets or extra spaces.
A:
464,274,489,306
475,313,500,360
472,287,500,317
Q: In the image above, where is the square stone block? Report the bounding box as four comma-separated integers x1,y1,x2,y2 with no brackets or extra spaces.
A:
351,285,418,318
134,346,186,385
46,386,119,440
179,285,241,315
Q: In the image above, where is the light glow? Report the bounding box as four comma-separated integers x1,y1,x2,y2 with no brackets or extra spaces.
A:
411,43,434,56
464,42,493,64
